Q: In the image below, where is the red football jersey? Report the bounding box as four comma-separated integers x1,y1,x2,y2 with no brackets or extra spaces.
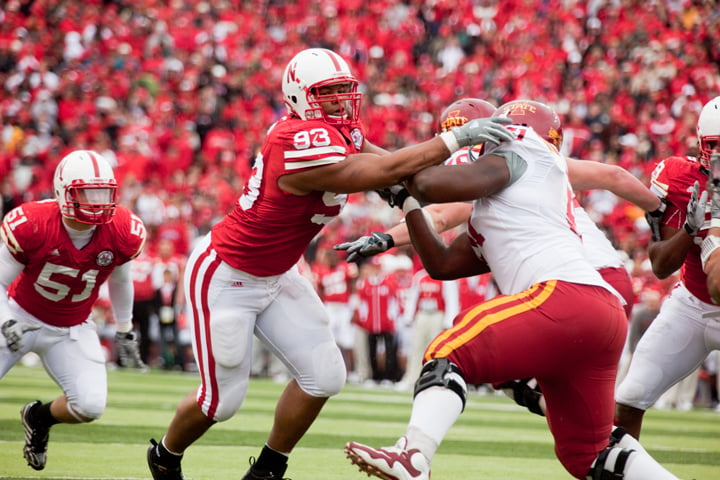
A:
314,262,356,303
212,116,365,276
649,155,710,303
355,274,399,334
1,200,146,327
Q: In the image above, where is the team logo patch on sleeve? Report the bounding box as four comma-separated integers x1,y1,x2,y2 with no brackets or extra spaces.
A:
96,250,115,267
350,128,364,150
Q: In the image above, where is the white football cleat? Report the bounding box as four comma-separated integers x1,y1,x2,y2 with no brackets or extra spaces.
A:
344,436,430,480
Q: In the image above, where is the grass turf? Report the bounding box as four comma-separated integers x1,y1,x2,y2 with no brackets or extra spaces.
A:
0,365,717,479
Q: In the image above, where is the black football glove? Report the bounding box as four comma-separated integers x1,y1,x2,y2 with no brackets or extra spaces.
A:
644,197,667,242
334,232,395,263
375,185,411,209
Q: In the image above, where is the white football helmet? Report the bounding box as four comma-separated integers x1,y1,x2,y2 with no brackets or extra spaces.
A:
54,150,117,225
282,48,361,126
697,95,720,168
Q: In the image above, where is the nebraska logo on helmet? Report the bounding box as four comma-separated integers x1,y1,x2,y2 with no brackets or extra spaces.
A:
54,150,118,225
281,48,362,126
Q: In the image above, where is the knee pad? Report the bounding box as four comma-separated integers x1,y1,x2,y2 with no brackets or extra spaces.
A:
413,358,467,411
497,378,545,417
586,427,635,480
68,395,105,422
301,341,347,397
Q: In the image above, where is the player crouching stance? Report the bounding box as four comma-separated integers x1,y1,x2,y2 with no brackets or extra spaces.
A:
0,150,146,470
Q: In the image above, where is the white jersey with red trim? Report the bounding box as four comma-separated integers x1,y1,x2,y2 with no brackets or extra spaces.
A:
212,116,365,277
574,199,624,269
467,127,608,295
443,145,483,166
1,200,146,327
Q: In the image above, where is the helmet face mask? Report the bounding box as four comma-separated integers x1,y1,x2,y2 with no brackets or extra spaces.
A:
282,48,362,126
697,96,720,168
494,99,563,149
54,150,118,225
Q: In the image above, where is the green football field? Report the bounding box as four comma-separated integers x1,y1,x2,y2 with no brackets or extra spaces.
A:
0,365,717,479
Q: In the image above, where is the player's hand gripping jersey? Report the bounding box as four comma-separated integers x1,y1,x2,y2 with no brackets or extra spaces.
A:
649,155,711,303
1,200,145,327
211,116,365,277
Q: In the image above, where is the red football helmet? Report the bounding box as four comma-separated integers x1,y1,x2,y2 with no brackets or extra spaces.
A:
438,98,496,133
493,99,563,149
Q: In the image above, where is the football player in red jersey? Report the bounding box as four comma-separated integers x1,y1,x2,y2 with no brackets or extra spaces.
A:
703,151,720,302
616,96,720,439
0,149,146,471
146,47,514,480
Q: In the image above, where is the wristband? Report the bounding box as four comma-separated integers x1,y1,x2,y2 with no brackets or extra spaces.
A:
439,131,459,153
402,197,422,215
116,322,133,333
701,235,720,272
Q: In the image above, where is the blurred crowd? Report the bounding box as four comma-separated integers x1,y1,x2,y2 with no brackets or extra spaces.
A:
1,1,719,402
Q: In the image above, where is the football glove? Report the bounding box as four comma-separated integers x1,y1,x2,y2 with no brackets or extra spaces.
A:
334,232,395,263
114,331,147,370
683,180,707,236
644,197,667,242
712,189,720,224
709,152,720,192
375,185,411,209
1,319,39,353
450,116,514,148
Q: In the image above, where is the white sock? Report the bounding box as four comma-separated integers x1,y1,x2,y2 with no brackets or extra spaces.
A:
406,386,463,459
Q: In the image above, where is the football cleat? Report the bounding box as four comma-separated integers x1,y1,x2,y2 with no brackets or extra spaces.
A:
241,456,289,480
344,436,431,480
21,401,49,470
147,438,184,480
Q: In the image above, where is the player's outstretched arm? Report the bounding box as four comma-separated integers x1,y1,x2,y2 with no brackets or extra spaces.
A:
566,158,661,212
279,118,513,195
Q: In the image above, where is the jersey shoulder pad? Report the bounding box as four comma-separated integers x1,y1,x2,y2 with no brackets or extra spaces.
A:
0,200,57,258
650,155,699,199
274,119,351,173
109,206,147,260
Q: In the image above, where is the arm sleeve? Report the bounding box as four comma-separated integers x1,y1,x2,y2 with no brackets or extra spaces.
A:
0,243,24,322
493,150,528,186
107,262,134,332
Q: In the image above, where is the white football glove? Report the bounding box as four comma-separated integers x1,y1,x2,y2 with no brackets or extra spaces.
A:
334,232,395,263
114,331,147,370
1,319,40,353
683,180,707,236
449,117,514,148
